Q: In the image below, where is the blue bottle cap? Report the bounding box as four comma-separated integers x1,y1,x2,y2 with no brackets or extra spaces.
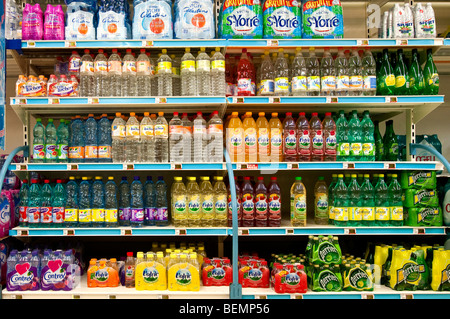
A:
147,176,152,180
122,176,127,180
134,176,140,180
158,176,163,180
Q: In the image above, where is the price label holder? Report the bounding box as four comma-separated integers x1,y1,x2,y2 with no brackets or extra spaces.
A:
155,97,167,104
175,229,187,235
72,295,81,299
124,164,134,170
48,98,60,105
401,294,414,299
27,41,36,48
171,163,182,170
122,229,133,236
238,229,249,236
142,40,154,47
287,163,299,169
88,98,99,104
267,40,279,47
19,229,29,236
239,164,258,170
65,41,77,48
286,228,295,235
434,39,444,46
255,295,267,299
67,164,78,170
108,295,117,299
63,229,75,236
413,228,425,235
396,39,408,46
12,295,23,299
385,96,398,103
18,164,27,171
346,163,355,169
326,97,338,103
290,294,303,299
387,163,396,169
357,39,369,46
361,293,374,300
344,228,357,235
269,97,280,103
17,98,27,105
233,97,245,104
158,295,169,299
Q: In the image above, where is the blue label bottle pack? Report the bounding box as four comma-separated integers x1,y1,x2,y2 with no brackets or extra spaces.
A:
174,0,215,39
132,0,173,39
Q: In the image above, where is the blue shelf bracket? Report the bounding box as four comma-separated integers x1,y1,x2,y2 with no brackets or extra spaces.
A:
410,143,450,172
224,147,242,300
0,145,28,193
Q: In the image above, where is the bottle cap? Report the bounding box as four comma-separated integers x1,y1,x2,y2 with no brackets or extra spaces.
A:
108,177,114,180
271,177,277,180
295,177,302,181
158,112,164,116
144,112,149,116
299,112,305,116
244,176,250,180
257,176,264,180
286,112,292,116
258,112,265,117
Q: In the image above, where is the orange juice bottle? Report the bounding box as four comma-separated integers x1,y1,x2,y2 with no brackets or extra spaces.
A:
256,112,270,162
269,113,283,162
87,259,98,287
226,112,244,162
243,112,257,162
96,260,109,287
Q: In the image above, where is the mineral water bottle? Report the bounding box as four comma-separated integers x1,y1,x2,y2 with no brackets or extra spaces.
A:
45,118,57,163
214,176,228,227
335,47,349,96
56,119,69,163
144,176,156,226
181,113,192,162
375,174,389,226
84,114,98,163
268,177,281,227
347,174,362,226
333,174,349,227
282,112,297,162
360,174,375,226
256,112,270,162
323,112,337,162
314,177,329,225
336,110,349,161
360,111,375,161
254,176,268,227
136,49,151,96
18,180,29,227
348,110,363,161
207,111,223,163
306,48,320,96
65,176,79,227
122,49,137,96
193,112,207,163
5,0,20,39
361,49,376,96
377,49,395,95
310,113,324,162
409,49,425,95
98,114,112,163
119,177,131,226
157,49,173,97
237,49,254,96
154,112,169,162
388,174,403,226
27,179,41,228
94,49,109,96
260,51,275,96
169,112,185,163
181,48,197,96
107,48,122,97
291,48,307,96
274,48,290,96
200,176,215,227
383,120,398,161
69,115,85,163
290,177,306,227
394,49,408,95
187,176,201,227
196,47,211,96
78,177,92,227
68,51,81,78
296,112,311,162
171,54,181,96
130,176,144,227
111,113,126,162
155,176,168,226
423,48,439,95
32,118,45,163
348,48,363,96
320,47,336,96
125,112,141,163
211,47,226,96
80,49,94,96
51,180,65,227
241,176,255,227
171,176,188,227
91,176,105,227
243,112,258,162
227,112,244,162
140,112,154,162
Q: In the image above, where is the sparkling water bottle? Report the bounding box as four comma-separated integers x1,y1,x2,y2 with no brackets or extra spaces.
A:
32,118,45,163
291,48,307,96
94,49,109,96
274,48,290,96
130,176,144,227
193,112,207,163
78,177,92,227
181,48,197,96
157,49,173,97
125,112,141,163
211,47,226,96
136,49,151,96
18,180,29,227
196,47,211,96
155,176,168,226
39,180,53,227
119,176,131,226
140,112,155,162
80,49,94,97
349,48,363,96
56,119,69,163
207,111,223,162
105,176,118,227
144,176,156,226
91,176,105,227
320,47,336,96
111,112,126,162
154,112,169,162
335,47,349,96
27,179,41,228
108,48,122,97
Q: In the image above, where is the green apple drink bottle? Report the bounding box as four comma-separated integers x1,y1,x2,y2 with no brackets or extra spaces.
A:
383,120,399,161
423,48,439,95
377,49,395,95
409,49,425,95
333,174,348,227
347,174,362,226
394,49,409,95
360,174,375,226
375,174,389,226
388,174,403,226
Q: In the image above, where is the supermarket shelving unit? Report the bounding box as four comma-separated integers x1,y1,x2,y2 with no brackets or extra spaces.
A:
2,34,450,299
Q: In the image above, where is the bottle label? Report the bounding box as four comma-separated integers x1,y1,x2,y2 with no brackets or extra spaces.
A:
112,124,126,137
270,128,282,157
384,74,396,87
349,75,363,90
27,207,40,224
291,194,306,221
119,208,131,221
212,60,225,71
69,57,81,73
154,124,168,138
136,61,150,73
144,207,154,221
257,128,270,157
131,208,144,222
348,207,362,221
69,146,85,159
298,130,311,155
140,125,154,137
201,195,214,217
33,144,45,160
57,144,69,160
157,62,172,74
181,60,195,72
81,61,94,74
98,146,112,159
328,206,335,220
52,207,65,224
79,209,92,223
284,130,297,153
325,131,337,155
390,206,403,221
312,131,324,152
274,77,289,93
156,207,168,221
268,193,281,221
228,128,244,156
315,193,328,219
19,206,28,223
108,60,122,73
375,207,389,221
428,73,439,87
338,142,350,156
334,207,348,221
45,144,57,160
65,208,78,223
255,193,268,220
363,75,376,89
244,128,257,157
321,76,336,91
208,124,223,134
228,194,241,220
94,61,108,73
127,124,140,137
395,75,407,88
362,143,375,156
122,61,136,73
389,143,399,155
173,195,187,219
260,79,275,94
361,207,374,221
307,76,320,91
85,145,98,159
292,76,307,92
242,193,255,220
196,60,211,72
215,195,227,217
237,78,253,95
350,143,362,156
336,75,350,90
92,208,105,222
40,207,52,224
188,195,201,219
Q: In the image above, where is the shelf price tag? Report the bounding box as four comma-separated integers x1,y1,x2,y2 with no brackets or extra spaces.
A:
396,39,408,46
123,164,134,170
240,164,258,170
287,163,299,169
64,41,77,48
434,39,444,46
238,229,249,235
326,97,338,103
344,228,356,235
171,163,182,170
12,295,23,299
233,97,245,104
17,98,27,105
175,229,187,235
27,41,36,48
401,294,414,299
357,39,369,46
290,294,303,299
18,164,28,171
155,97,167,104
385,96,398,103
48,98,60,105
67,164,78,170
267,40,279,47
361,293,374,300
269,97,280,103
413,228,426,235
142,40,154,47
63,229,75,236
88,98,99,104
122,229,133,236
286,228,294,235
19,229,29,236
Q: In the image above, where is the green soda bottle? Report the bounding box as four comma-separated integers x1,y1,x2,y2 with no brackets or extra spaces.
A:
394,49,409,95
347,174,362,226
377,49,395,95
388,174,403,226
328,174,337,225
423,48,439,95
374,121,384,161
348,110,362,162
360,174,375,226
383,120,399,161
335,110,349,162
375,174,390,226
360,111,375,161
333,174,349,227
408,49,425,95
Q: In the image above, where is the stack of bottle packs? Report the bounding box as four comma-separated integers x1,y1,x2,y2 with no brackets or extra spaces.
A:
402,171,442,226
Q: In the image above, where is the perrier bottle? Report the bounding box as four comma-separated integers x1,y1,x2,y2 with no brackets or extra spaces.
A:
394,49,409,95
423,48,439,95
377,49,395,95
409,49,425,95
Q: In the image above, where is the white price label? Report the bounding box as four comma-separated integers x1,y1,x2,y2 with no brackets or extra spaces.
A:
155,97,167,104
267,40,279,47
27,41,35,48
87,98,99,104
142,40,154,47
65,41,77,48
48,98,60,105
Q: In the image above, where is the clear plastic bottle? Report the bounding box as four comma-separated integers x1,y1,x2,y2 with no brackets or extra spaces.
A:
211,47,226,96
80,49,94,97
169,112,185,163
32,118,45,163
45,118,57,163
97,114,112,163
296,112,311,162
157,49,173,97
314,177,329,225
155,176,169,226
136,49,151,96
140,112,154,163
290,177,307,227
69,115,85,163
130,176,144,227
214,176,228,227
125,112,141,163
181,113,193,163
335,47,349,96
84,114,98,163
143,177,156,226
154,112,169,163
91,176,105,228
171,54,181,96
274,48,290,96
78,177,92,227
187,176,202,227
94,49,109,96
291,48,308,96
310,113,324,162
125,252,135,288
171,176,188,227
56,119,69,163
323,112,337,162
259,51,274,96
193,112,207,163
69,51,81,78
348,48,363,96
307,48,320,96
111,112,126,163
200,176,215,227
122,49,137,96
107,49,122,97
181,48,197,96
51,179,66,227
104,176,118,227
361,48,377,96
196,47,211,96
119,176,131,226
320,47,336,96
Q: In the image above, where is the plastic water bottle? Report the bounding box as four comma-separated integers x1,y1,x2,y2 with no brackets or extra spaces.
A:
140,112,154,163
171,54,181,96
306,48,320,96
349,48,363,96
18,180,29,227
94,49,109,96
111,112,126,163
69,115,85,163
154,112,169,162
291,48,307,96
68,51,81,78
40,180,53,227
335,47,349,96
51,180,65,227
196,47,211,96
169,112,184,163
125,112,141,163
136,49,151,96
200,176,215,227
65,176,79,227
78,177,92,227
323,112,337,161
144,176,156,226
108,48,122,97
157,49,173,97
361,111,375,161
296,112,311,162
5,0,20,39
211,47,226,96
310,113,324,162
155,176,168,226
45,119,57,163
333,174,349,227
80,49,94,96
122,49,137,96
274,48,290,96
259,51,275,96
320,47,336,96
119,176,131,226
181,113,192,162
362,49,376,96
91,176,105,227
207,111,224,163
32,118,45,163
348,110,362,161
375,174,389,226
130,176,144,227
97,114,112,163
181,48,197,96
193,112,207,163
56,119,69,163
105,176,118,227
27,179,41,228
84,114,98,163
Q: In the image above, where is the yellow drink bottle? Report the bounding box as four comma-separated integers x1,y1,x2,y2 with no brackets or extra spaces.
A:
199,176,215,227
256,112,270,162
269,113,283,163
226,112,244,162
243,112,257,162
186,177,202,227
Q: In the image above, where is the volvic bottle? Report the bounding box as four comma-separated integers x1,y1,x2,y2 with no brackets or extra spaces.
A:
18,180,30,227
362,48,377,96
155,176,168,226
157,49,173,96
260,51,275,96
323,112,337,162
254,176,268,227
296,112,311,162
228,176,242,227
107,48,122,97
211,47,226,96
243,112,258,163
291,48,308,96
207,111,223,163
267,177,281,227
93,49,109,96
306,48,320,96
78,177,92,227
125,112,141,163
80,49,94,97
290,177,306,227
171,176,187,227
169,112,185,163
348,48,363,96
214,176,228,227
283,112,297,162
111,113,126,163
388,174,403,226
32,119,46,163
40,180,53,227
274,48,290,96
91,176,105,228
335,47,349,96
256,112,270,162
320,47,336,96
375,174,389,226
122,49,137,97
269,113,283,163
193,112,207,163
45,119,57,163
119,177,131,226
154,112,169,163
314,177,329,225
347,174,362,226
360,174,375,226
196,47,211,96
200,176,215,227
181,48,197,96
241,176,255,227
51,180,66,227
310,113,324,162
187,176,201,227
65,176,79,227
27,179,41,228
328,174,337,225
140,112,154,163
130,176,144,227
361,111,375,161
348,111,362,162
84,114,98,163
56,119,69,163
104,176,118,227
333,174,348,227
136,49,151,96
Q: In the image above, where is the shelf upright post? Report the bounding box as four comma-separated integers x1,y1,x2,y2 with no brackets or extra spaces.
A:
224,148,242,299
405,109,416,162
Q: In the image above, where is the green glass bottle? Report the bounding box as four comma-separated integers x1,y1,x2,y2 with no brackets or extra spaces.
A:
383,120,398,161
377,49,395,95
408,49,425,95
423,48,439,95
394,49,409,95
374,121,384,161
